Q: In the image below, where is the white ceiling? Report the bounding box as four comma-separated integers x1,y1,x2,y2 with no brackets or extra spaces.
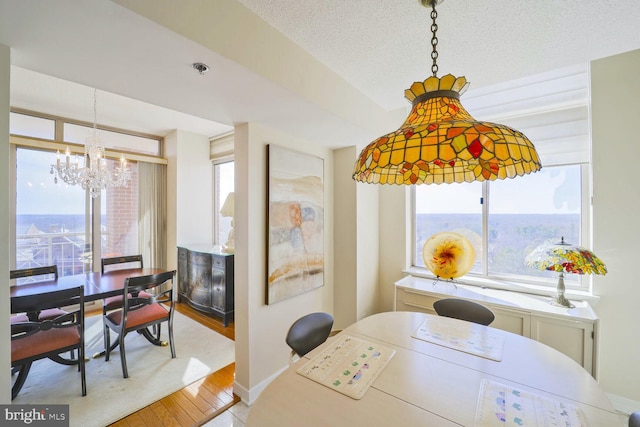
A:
1,0,640,147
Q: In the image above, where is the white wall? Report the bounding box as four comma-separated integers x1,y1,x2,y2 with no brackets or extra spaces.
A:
165,129,213,270
0,44,11,403
591,48,640,404
233,122,334,404
377,184,411,312
333,147,359,328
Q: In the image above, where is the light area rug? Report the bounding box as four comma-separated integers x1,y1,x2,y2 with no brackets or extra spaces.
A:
12,311,235,427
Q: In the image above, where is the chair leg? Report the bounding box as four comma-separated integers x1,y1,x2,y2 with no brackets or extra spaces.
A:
169,320,176,358
80,358,87,396
11,362,33,400
119,333,129,378
104,324,111,361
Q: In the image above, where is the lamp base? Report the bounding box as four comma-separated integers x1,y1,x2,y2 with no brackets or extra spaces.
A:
551,271,574,308
221,227,234,254
550,295,575,309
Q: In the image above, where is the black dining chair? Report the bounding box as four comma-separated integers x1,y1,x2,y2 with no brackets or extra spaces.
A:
102,270,176,378
100,255,152,324
11,285,86,399
101,254,144,273
286,312,335,364
10,266,67,323
433,298,495,326
630,411,640,427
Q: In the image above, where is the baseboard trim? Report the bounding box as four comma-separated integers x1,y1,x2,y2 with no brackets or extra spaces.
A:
233,364,288,406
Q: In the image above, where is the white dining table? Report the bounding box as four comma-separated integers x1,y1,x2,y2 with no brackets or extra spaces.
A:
246,311,625,426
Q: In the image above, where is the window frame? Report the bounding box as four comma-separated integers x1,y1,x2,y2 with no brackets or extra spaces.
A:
410,162,593,295
9,109,166,274
212,158,235,249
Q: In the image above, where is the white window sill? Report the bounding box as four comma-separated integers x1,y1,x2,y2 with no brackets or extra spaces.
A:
402,267,600,306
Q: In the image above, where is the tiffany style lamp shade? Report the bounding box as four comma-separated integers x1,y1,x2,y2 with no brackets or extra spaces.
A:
525,237,607,308
352,0,541,185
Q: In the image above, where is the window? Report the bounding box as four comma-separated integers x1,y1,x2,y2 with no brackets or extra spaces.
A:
213,160,234,249
16,148,92,276
411,64,592,292
414,164,586,289
11,109,165,276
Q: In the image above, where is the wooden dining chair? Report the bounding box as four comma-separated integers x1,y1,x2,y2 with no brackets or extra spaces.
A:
286,312,335,365
100,255,152,316
10,285,86,400
10,266,67,322
433,298,495,326
101,254,144,273
102,270,176,378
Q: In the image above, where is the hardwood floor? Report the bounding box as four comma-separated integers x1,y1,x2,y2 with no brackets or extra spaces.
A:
108,303,239,427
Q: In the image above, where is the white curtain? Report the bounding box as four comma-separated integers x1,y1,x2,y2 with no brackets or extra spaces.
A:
138,161,167,268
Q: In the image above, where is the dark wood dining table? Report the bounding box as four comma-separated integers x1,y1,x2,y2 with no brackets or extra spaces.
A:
10,268,170,357
9,268,167,302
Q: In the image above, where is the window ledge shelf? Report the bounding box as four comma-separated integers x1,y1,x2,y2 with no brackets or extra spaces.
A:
402,268,600,306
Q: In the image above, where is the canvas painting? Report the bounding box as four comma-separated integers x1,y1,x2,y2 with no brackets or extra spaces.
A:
267,145,324,304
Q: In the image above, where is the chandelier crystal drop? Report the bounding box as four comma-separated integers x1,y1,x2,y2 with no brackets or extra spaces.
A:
50,89,131,198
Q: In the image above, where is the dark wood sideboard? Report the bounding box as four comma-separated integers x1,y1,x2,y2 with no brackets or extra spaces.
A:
177,245,234,326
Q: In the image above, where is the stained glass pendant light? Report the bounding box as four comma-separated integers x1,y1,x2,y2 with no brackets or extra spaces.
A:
352,0,541,185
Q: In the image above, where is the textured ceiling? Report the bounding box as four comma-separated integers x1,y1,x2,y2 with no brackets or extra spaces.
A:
1,0,640,146
235,0,640,110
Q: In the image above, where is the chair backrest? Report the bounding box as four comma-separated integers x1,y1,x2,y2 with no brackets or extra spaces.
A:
630,411,640,427
10,285,85,399
10,265,58,281
102,254,143,273
122,270,176,314
11,285,85,353
433,298,495,326
286,312,334,358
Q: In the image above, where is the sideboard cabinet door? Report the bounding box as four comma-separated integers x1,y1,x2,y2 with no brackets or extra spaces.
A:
177,246,234,326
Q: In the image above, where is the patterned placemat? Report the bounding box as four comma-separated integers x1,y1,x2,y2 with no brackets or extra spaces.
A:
296,334,396,400
412,317,504,361
475,379,586,426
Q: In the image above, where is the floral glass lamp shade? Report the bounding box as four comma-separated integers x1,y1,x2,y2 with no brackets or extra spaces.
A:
352,0,541,185
220,192,234,254
525,237,607,308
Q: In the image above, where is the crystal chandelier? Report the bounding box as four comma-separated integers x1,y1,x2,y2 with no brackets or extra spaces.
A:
50,89,131,198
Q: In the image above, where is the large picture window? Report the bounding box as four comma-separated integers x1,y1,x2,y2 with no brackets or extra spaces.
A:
414,164,587,290
11,110,165,277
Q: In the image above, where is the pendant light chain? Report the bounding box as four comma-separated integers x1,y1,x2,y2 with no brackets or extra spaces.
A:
93,88,98,131
430,3,439,77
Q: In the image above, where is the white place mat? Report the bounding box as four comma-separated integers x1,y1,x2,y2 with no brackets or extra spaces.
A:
296,334,395,400
412,317,504,361
475,379,586,426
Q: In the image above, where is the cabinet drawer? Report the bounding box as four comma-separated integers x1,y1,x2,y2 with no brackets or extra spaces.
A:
396,299,436,315
396,288,439,310
489,306,531,337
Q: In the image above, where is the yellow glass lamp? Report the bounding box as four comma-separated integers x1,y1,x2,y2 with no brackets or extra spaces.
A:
353,0,541,185
423,231,475,279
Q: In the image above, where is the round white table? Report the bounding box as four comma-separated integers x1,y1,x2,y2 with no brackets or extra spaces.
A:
247,311,625,426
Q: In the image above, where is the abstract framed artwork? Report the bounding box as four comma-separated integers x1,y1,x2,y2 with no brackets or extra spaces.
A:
267,145,324,304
